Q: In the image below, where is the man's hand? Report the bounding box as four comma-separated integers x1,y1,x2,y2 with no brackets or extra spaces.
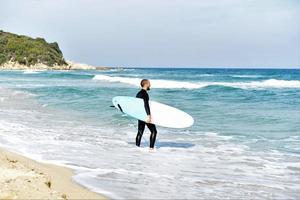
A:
146,115,151,123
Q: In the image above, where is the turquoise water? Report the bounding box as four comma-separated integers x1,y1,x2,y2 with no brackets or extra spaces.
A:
0,68,299,199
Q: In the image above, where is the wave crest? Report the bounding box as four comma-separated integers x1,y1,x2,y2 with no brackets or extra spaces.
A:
215,79,300,89
23,70,45,74
93,75,204,89
93,75,300,90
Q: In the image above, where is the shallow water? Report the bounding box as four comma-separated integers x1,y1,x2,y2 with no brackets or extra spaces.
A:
0,68,299,199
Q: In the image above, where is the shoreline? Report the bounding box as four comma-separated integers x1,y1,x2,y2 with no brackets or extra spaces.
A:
0,60,111,71
0,147,106,199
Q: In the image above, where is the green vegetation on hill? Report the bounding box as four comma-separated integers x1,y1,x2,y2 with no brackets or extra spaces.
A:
0,30,67,66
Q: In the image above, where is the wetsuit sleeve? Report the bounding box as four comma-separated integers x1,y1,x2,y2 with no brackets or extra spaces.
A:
143,92,151,115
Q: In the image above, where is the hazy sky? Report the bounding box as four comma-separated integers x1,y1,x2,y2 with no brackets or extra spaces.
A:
1,0,299,68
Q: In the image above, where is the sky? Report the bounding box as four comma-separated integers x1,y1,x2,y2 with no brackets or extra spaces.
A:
0,0,300,68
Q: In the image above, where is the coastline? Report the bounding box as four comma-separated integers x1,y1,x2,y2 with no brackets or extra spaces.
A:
0,147,106,200
0,69,299,199
0,60,110,71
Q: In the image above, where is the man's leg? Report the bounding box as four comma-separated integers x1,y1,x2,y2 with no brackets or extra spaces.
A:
136,120,145,147
146,123,157,148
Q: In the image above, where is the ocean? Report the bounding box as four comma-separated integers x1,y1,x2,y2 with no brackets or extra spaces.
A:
0,68,299,199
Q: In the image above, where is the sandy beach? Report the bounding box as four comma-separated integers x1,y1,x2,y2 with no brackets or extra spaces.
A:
0,148,105,200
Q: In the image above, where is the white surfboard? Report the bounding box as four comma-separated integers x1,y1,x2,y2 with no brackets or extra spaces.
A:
112,96,194,128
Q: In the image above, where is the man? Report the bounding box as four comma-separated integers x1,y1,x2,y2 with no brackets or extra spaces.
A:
136,79,157,149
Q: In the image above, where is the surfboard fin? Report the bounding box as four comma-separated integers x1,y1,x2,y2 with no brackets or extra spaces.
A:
110,104,124,113
117,104,124,113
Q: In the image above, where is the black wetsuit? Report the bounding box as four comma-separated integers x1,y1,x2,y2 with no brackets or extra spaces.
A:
136,89,157,148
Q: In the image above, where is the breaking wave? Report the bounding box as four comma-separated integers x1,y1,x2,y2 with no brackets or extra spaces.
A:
93,75,300,90
214,79,300,89
230,75,264,78
23,70,45,74
93,75,204,89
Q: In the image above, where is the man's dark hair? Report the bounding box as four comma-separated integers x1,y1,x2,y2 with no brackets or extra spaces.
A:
140,79,149,87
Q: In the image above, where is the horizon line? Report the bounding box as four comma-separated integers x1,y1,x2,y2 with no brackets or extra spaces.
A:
106,66,300,70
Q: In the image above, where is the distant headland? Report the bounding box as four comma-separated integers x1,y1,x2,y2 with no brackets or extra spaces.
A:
0,30,109,70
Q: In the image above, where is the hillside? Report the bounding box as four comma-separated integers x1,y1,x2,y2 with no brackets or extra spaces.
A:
0,30,67,68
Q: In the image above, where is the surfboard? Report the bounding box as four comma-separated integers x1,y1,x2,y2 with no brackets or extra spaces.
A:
112,96,194,128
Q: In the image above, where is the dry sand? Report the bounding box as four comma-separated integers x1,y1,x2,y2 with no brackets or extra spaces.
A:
0,148,106,200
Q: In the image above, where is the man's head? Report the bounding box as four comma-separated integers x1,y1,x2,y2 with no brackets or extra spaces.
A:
141,79,151,91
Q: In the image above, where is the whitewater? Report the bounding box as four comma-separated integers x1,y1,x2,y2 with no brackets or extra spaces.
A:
0,68,299,199
93,74,300,89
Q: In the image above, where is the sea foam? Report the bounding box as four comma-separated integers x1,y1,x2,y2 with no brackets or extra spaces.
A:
93,75,204,89
211,79,300,89
93,75,300,90
23,70,45,74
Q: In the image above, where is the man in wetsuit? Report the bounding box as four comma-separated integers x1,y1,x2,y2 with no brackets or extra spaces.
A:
136,79,157,150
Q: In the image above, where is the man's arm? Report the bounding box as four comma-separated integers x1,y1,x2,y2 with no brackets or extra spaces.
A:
142,92,151,123
143,97,151,115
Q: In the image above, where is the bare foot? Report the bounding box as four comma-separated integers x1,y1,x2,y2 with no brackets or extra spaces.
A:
149,148,155,152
